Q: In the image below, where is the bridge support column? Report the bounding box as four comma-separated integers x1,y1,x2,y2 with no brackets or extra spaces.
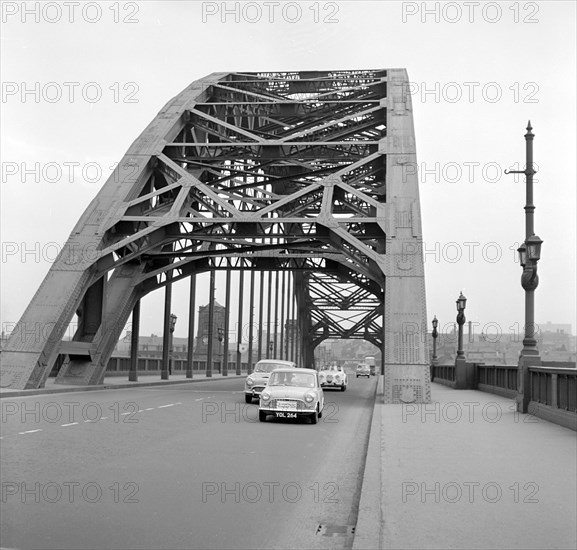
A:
454,357,475,389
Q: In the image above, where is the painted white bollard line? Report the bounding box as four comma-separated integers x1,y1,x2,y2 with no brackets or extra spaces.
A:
18,429,43,435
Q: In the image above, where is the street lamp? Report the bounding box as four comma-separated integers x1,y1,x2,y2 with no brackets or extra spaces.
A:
505,122,543,412
169,313,177,375
430,316,439,383
455,293,466,361
217,327,224,374
431,315,439,363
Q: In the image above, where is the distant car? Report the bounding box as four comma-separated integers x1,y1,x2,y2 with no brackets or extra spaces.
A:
318,364,347,391
259,368,324,424
356,364,371,378
244,359,297,403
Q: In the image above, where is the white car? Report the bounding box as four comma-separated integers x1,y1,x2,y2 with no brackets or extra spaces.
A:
244,359,297,403
259,368,324,424
318,364,347,391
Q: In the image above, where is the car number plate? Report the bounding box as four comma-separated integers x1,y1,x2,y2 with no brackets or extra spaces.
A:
276,412,297,418
277,400,296,410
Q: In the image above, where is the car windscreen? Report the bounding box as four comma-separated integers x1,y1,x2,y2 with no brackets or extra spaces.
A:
254,363,290,373
268,372,316,388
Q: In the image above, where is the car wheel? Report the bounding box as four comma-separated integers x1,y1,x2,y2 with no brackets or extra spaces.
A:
356,375,359,378
318,407,323,419
310,408,318,424
341,385,346,391
259,411,267,422
245,394,253,404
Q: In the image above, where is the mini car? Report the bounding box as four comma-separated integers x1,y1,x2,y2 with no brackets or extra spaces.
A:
259,368,324,424
318,364,347,391
356,363,371,378
244,359,297,403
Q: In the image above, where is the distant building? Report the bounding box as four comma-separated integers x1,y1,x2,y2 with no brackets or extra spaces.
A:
538,322,572,335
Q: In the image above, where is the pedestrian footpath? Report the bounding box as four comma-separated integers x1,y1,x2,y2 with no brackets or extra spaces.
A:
353,380,577,550
0,372,244,398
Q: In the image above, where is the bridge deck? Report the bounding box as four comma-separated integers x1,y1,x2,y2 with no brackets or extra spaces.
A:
2,375,574,549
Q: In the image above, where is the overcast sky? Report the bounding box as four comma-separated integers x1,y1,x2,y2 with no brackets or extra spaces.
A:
1,0,575,342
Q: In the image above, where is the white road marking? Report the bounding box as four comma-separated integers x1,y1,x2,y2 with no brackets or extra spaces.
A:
61,422,78,427
158,404,174,408
144,408,154,411
19,429,42,434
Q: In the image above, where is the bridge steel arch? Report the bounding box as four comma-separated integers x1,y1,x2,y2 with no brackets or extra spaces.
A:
1,69,430,403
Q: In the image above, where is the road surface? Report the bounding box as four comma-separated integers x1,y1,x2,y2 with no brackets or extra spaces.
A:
1,375,377,549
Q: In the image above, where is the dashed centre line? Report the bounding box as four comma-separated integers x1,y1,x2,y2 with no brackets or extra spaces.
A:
5,401,188,439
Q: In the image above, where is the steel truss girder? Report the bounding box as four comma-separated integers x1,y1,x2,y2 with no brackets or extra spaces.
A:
1,69,429,401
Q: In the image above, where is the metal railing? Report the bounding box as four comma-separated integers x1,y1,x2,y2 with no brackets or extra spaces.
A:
476,364,518,397
530,367,577,413
431,362,576,429
432,365,455,385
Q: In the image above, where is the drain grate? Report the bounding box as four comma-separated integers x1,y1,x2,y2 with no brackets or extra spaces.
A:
316,524,356,537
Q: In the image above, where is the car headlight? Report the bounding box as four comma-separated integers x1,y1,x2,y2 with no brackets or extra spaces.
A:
246,377,254,387
304,392,315,403
261,391,271,401
335,374,341,382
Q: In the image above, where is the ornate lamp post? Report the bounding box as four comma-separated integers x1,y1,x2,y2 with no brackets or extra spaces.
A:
169,313,177,375
217,327,224,374
430,316,439,382
455,293,467,363
505,122,543,413
431,316,439,364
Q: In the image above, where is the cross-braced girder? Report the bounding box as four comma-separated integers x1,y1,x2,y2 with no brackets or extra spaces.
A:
2,69,430,403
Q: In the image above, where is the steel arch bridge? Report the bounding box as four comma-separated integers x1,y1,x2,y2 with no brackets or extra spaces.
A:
1,69,430,403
